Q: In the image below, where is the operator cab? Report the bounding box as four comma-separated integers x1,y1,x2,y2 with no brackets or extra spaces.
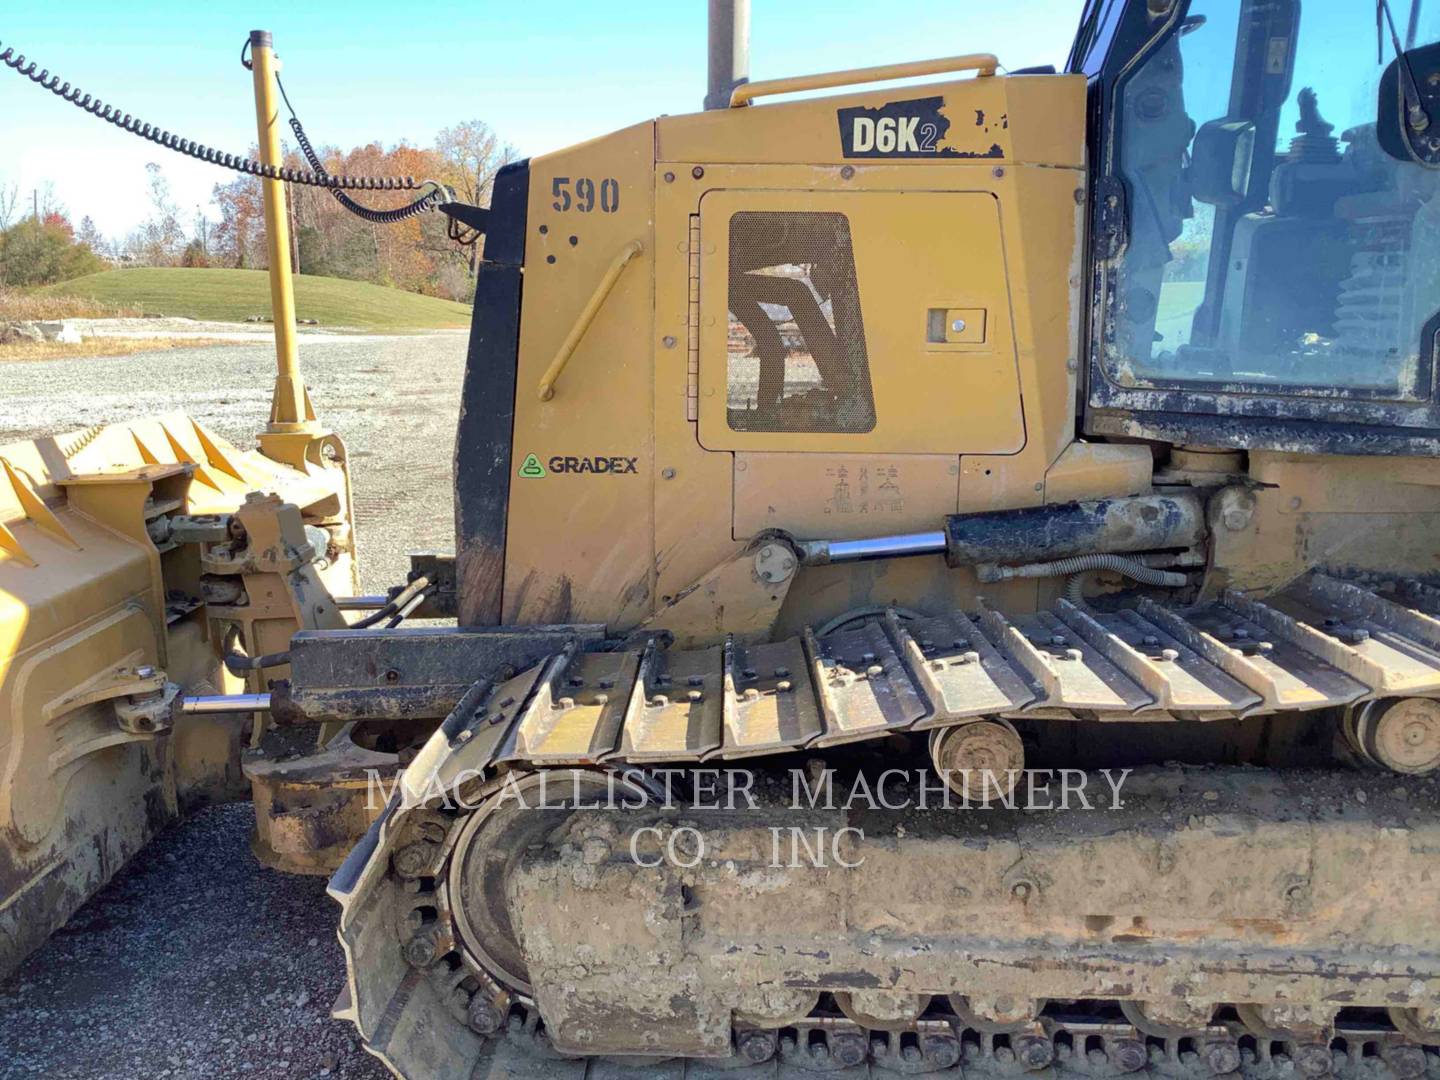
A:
1074,0,1440,451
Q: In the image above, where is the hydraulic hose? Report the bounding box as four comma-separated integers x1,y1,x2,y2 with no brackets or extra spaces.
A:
0,38,423,192
224,649,292,676
350,576,432,629
977,553,1188,607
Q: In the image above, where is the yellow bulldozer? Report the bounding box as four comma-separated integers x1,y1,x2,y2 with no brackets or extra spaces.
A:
5,0,1440,1075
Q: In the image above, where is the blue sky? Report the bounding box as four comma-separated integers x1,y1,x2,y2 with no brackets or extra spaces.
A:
0,2,1080,241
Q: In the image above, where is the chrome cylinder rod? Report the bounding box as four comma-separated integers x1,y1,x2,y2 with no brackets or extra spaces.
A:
798,531,946,566
335,595,389,610
181,693,273,715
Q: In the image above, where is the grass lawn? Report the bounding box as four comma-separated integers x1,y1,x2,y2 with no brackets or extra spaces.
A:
38,268,471,330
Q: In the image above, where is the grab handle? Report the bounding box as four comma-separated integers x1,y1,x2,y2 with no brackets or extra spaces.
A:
729,53,1000,108
537,239,643,402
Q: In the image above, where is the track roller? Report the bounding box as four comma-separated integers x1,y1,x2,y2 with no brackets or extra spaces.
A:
832,990,929,1031
1345,698,1440,774
1120,998,1216,1038
927,718,1024,803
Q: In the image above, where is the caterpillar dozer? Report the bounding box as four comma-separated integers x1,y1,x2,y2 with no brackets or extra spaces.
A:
7,0,1440,1076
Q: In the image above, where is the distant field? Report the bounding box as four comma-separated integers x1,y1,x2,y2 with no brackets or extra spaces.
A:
39,268,472,330
1155,280,1205,348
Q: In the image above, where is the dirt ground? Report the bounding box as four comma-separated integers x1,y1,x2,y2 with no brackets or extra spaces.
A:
0,334,462,1079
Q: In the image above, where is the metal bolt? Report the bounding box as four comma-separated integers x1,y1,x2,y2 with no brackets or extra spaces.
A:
993,166,1006,178
691,166,705,179
687,690,703,702
1016,1035,1054,1071
1203,1041,1241,1076
1292,1043,1333,1078
776,680,792,692
1011,880,1033,900
737,1030,776,1063
1160,648,1180,662
1109,1038,1148,1073
392,843,433,879
840,164,856,180
661,335,676,348
1351,628,1370,643
136,665,156,679
923,1034,961,1069
1385,1045,1428,1080
467,998,504,1035
663,171,675,183
866,664,884,677
402,930,440,968
951,318,967,333
831,1032,867,1067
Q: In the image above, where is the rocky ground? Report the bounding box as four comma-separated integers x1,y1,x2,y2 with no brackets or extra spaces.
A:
0,333,462,1079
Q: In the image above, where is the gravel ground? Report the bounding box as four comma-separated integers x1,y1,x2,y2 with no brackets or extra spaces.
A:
0,333,465,1078
0,331,468,592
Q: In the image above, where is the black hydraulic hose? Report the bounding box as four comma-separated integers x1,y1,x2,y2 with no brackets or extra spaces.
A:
350,576,432,629
224,649,292,676
0,37,422,192
278,77,451,225
383,587,433,629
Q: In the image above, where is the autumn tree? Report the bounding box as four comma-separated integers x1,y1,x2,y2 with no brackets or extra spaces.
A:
435,120,517,278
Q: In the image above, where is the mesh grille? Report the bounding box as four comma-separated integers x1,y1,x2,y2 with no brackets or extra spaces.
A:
725,211,876,433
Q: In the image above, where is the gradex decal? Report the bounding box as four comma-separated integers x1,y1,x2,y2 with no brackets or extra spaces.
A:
518,453,640,476
836,95,1004,159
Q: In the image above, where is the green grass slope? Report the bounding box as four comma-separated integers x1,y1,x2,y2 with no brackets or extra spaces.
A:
41,268,471,330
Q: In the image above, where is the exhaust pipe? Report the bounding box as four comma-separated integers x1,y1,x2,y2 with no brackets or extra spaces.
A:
704,0,750,110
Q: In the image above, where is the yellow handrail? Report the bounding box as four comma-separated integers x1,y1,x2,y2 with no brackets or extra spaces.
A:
729,53,1000,108
537,240,644,402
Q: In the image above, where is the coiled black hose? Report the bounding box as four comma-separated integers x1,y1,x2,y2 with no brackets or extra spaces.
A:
0,37,421,192
284,103,448,224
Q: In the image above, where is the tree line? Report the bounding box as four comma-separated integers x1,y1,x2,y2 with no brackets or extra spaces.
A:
0,120,513,303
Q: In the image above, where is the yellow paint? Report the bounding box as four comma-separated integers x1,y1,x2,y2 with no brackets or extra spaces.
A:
506,72,1087,630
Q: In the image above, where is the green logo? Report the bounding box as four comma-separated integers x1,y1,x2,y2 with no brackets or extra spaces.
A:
517,453,546,478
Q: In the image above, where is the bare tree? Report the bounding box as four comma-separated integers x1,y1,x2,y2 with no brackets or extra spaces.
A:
434,121,517,275
134,163,185,266
0,182,20,230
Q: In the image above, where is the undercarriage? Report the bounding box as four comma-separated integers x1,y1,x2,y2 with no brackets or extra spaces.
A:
330,572,1440,1077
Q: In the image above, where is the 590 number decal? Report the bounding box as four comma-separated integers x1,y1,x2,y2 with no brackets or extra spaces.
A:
552,177,620,213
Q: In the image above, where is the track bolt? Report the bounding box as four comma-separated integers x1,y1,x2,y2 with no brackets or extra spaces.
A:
1384,1045,1428,1079
392,843,433,879
831,1032,867,1067
1015,1034,1055,1071
1203,1040,1241,1075
923,1033,961,1069
866,664,884,677
901,1043,923,1063
466,998,504,1035
1109,1037,1149,1073
737,1030,776,1063
402,929,440,968
808,1040,832,1063
1293,1043,1334,1077
1010,880,1033,900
